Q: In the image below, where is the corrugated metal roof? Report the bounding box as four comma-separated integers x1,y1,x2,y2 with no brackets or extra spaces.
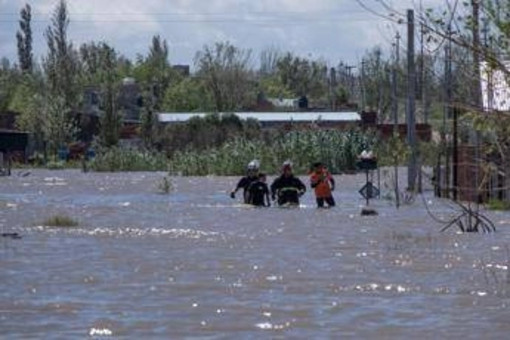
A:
158,112,361,123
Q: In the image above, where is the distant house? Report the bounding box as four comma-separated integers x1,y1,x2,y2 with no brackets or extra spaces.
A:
73,78,144,143
0,129,29,172
117,77,143,122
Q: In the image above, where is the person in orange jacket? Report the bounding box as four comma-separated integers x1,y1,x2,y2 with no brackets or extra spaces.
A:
310,162,336,208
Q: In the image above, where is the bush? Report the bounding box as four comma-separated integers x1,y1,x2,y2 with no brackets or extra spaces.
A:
157,176,173,194
43,215,79,227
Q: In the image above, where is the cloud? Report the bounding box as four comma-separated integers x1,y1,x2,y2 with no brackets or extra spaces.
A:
0,0,446,67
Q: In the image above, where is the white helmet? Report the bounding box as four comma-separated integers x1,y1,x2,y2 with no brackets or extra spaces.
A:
247,159,260,171
282,160,292,168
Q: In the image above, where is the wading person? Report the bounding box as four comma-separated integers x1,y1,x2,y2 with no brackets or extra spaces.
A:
310,162,336,208
246,173,270,207
270,161,306,206
230,160,260,203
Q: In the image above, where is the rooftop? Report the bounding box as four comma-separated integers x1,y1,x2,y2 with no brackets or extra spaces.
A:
158,111,360,123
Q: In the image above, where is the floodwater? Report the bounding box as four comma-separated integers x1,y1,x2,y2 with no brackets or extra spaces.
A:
0,169,509,339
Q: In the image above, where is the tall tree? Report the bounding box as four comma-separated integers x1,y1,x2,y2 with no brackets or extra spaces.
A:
360,48,392,120
16,3,33,73
99,46,121,147
0,59,19,111
79,41,120,86
133,35,174,110
140,89,154,148
43,0,81,109
275,52,327,99
195,41,253,112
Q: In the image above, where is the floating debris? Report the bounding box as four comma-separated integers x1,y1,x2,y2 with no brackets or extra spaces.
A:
1,232,22,239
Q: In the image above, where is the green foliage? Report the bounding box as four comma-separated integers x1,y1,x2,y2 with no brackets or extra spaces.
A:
79,41,123,86
375,132,410,166
10,77,44,140
140,91,155,148
275,52,327,98
486,199,510,211
133,35,176,110
98,47,122,148
44,95,78,155
258,75,293,99
46,160,66,170
419,141,442,166
162,77,213,112
168,129,378,176
156,112,260,155
90,147,168,172
43,214,79,227
16,3,33,73
195,41,253,112
360,48,392,115
0,60,20,111
43,0,81,110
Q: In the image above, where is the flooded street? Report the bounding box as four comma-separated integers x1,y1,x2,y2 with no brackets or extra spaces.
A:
1,170,509,338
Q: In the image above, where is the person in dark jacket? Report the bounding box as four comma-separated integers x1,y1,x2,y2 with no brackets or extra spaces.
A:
230,160,260,203
246,173,270,207
270,161,306,206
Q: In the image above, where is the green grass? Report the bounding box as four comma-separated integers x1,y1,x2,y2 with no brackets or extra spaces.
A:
486,199,510,211
43,215,79,227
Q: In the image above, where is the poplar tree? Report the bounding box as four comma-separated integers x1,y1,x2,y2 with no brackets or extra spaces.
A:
16,3,33,73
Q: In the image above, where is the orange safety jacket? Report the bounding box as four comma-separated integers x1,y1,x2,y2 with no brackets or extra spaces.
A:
310,170,334,198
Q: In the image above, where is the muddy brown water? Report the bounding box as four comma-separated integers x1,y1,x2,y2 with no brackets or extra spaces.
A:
0,170,509,338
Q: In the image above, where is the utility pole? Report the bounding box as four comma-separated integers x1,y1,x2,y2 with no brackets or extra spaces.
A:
419,0,428,124
375,49,383,122
453,106,459,201
472,0,482,110
361,59,367,112
444,27,453,198
392,32,400,127
392,32,401,208
472,0,482,204
407,9,418,192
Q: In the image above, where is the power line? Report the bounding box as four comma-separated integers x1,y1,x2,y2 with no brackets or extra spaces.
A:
0,9,371,16
0,17,385,24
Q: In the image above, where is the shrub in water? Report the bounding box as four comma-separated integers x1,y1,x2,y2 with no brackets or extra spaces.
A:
157,176,173,194
43,215,79,227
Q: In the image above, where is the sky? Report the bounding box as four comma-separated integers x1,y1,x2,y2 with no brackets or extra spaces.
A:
0,0,445,69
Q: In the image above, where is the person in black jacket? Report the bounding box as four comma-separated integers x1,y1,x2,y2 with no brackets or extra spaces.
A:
270,161,306,206
230,160,260,203
246,173,270,207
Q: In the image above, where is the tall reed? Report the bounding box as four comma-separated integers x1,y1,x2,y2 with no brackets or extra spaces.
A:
169,129,378,175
